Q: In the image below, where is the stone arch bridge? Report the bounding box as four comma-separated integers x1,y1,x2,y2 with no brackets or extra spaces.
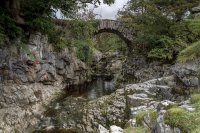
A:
55,19,135,45
94,19,135,45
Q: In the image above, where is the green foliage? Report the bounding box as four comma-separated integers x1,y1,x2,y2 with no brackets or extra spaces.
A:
135,110,157,126
0,13,22,39
72,38,95,63
191,94,200,104
22,0,115,20
165,94,200,132
28,18,55,33
136,111,146,126
123,126,149,133
54,37,72,51
164,107,189,132
118,0,200,61
70,20,96,39
96,33,127,54
184,16,200,43
187,17,200,34
178,41,200,63
147,36,185,60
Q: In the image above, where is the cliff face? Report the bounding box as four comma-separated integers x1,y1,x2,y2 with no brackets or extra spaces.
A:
0,32,91,132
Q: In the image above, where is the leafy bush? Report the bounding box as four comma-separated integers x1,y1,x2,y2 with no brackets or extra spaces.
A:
72,38,96,63
70,20,96,40
54,37,72,51
96,33,127,54
178,41,200,63
0,14,22,39
147,36,185,60
28,17,55,33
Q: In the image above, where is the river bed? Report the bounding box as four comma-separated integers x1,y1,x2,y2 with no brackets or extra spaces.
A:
34,77,116,132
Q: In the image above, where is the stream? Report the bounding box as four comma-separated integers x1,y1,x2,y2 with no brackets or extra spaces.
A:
34,77,116,132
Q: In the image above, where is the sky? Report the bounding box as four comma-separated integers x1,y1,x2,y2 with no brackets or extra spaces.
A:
88,0,129,20
56,0,129,20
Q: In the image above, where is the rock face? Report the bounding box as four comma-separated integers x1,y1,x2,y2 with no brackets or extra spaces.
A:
92,51,125,85
82,73,197,133
171,59,200,88
192,3,200,16
0,32,91,85
123,55,171,83
34,58,199,133
0,32,91,132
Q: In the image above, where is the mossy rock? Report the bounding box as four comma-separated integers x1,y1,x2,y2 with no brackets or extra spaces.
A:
164,107,189,132
135,110,157,126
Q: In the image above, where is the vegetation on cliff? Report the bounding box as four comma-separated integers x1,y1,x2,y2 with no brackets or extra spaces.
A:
118,0,200,61
164,93,200,133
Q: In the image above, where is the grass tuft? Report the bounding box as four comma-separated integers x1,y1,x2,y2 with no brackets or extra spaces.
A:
178,41,200,63
123,126,149,133
164,93,200,132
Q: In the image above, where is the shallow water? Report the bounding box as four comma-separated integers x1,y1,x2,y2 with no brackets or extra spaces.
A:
35,77,116,132
65,78,115,100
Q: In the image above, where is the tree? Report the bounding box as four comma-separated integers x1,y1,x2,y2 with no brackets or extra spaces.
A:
0,0,115,23
117,0,200,61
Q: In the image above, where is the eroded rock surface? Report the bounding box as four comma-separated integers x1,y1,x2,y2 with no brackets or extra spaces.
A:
0,32,91,132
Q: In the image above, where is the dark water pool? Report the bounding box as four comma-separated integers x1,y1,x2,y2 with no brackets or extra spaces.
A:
64,78,115,100
34,77,116,132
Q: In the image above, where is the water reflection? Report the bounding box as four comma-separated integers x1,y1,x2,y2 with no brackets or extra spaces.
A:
36,77,116,131
64,78,115,100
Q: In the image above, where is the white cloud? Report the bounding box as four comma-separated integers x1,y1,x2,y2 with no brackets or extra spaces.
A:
89,0,129,20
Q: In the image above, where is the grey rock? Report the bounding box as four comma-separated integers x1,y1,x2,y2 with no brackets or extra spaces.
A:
109,125,123,133
98,124,109,133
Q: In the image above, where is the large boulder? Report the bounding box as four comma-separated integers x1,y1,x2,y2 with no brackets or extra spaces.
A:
171,58,200,88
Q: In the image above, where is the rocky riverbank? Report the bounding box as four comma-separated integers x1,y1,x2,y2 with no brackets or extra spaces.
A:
33,58,200,133
0,30,199,133
0,32,92,132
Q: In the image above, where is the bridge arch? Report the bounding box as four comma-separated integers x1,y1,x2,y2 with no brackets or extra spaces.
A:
94,20,135,45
